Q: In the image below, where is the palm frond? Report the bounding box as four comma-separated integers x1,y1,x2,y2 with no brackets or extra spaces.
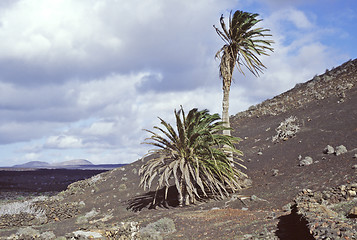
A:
215,9,274,80
139,107,247,206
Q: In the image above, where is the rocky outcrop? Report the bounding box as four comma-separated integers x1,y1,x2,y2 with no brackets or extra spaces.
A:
294,183,357,239
271,116,300,142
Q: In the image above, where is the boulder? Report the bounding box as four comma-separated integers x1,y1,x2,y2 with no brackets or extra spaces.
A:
335,145,347,156
348,190,356,197
349,207,357,217
299,156,313,166
323,145,334,154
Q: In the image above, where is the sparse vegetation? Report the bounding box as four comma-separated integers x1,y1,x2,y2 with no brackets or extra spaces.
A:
76,208,100,224
0,199,46,218
140,217,176,239
139,107,246,206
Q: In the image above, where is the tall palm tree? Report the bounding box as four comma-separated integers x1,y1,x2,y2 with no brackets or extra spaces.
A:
214,10,274,136
139,107,246,207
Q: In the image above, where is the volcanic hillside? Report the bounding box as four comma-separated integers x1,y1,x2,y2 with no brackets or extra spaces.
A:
1,59,356,239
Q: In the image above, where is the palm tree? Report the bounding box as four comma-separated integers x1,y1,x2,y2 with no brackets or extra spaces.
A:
139,107,246,207
214,10,274,136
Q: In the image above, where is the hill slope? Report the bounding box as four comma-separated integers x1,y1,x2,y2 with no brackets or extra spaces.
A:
51,159,93,167
1,59,356,239
230,58,357,209
12,161,50,168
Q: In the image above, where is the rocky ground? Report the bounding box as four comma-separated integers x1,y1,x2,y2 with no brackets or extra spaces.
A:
295,184,357,239
0,59,356,239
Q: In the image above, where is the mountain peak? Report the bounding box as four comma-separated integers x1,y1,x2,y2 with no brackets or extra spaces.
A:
51,159,93,166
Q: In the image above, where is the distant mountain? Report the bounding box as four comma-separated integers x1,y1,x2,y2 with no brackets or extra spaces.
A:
10,159,125,170
12,161,50,168
51,159,93,166
12,159,93,169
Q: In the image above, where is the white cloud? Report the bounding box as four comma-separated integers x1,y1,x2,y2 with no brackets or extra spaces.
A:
0,0,352,166
0,121,60,144
23,153,40,161
0,0,122,62
82,121,115,137
0,0,229,84
267,8,315,38
76,72,152,110
45,135,83,149
286,8,314,29
237,7,345,101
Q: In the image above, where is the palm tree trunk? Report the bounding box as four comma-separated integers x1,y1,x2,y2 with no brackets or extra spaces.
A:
222,77,233,162
221,53,234,137
185,194,190,206
222,86,231,136
178,180,184,207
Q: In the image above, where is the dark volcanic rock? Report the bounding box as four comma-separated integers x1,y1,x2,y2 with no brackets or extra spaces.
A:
294,183,357,239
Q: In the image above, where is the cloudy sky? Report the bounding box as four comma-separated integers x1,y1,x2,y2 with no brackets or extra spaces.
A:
0,0,356,166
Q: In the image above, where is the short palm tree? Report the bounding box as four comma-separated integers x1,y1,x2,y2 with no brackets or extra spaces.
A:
139,107,246,207
214,10,274,136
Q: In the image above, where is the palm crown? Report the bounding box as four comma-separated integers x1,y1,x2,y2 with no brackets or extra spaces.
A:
214,10,274,89
139,107,246,206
